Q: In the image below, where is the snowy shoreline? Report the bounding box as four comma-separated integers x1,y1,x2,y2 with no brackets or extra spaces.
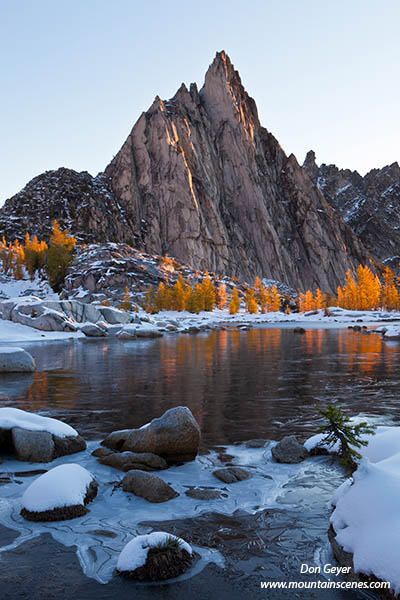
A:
1,305,400,344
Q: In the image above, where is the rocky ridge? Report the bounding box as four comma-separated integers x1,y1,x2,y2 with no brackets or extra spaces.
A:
0,52,378,293
304,151,400,268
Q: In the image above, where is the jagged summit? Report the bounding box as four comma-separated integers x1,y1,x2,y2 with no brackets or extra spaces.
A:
0,52,381,292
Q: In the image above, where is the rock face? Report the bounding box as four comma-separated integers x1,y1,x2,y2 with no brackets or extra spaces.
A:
102,406,201,465
304,150,400,268
271,436,309,464
0,52,375,294
122,471,179,502
103,52,373,293
0,348,36,373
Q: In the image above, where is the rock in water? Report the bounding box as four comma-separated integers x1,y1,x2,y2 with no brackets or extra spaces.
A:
213,467,252,483
12,428,54,463
185,488,225,500
99,451,168,472
102,406,200,465
271,436,309,464
122,471,179,502
0,348,35,373
117,532,193,580
20,464,98,521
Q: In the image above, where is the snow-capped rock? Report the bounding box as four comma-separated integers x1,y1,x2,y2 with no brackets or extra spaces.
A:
116,532,193,580
21,463,98,521
0,407,86,462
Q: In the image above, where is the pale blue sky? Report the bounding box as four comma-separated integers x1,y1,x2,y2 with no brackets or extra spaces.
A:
1,0,399,206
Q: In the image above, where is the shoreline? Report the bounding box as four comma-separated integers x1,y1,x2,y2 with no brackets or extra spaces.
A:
0,306,399,345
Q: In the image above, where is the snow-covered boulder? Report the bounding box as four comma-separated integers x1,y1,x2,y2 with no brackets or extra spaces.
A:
116,532,193,580
213,467,252,483
0,347,35,373
0,407,86,462
99,451,168,472
21,464,98,521
271,435,309,464
102,406,201,465
122,470,179,503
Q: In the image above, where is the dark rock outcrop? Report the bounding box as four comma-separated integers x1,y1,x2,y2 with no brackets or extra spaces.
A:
0,169,133,244
304,150,400,269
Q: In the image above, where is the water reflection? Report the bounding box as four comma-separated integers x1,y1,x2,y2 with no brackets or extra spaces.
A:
0,328,399,443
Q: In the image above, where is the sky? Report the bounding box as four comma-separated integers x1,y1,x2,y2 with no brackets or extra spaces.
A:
1,0,399,206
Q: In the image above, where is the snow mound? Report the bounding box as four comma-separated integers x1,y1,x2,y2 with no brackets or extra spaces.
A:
22,463,95,512
0,407,77,438
117,531,192,573
331,426,400,593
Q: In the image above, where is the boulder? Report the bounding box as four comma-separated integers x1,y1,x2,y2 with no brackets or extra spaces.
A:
0,348,36,373
102,406,201,464
213,467,252,483
20,464,98,521
122,471,179,502
99,451,168,472
12,428,54,462
135,326,163,338
271,435,309,464
100,306,132,325
117,327,137,340
81,323,107,337
52,434,87,458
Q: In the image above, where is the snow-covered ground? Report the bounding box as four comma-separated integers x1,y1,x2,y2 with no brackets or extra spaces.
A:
0,318,83,342
307,425,400,594
0,275,57,302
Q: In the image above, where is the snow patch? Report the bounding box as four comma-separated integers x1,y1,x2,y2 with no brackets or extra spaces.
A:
0,407,78,438
22,464,94,512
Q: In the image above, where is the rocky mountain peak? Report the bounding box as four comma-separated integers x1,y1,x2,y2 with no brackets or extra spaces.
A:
200,51,260,136
303,150,318,181
0,52,379,293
